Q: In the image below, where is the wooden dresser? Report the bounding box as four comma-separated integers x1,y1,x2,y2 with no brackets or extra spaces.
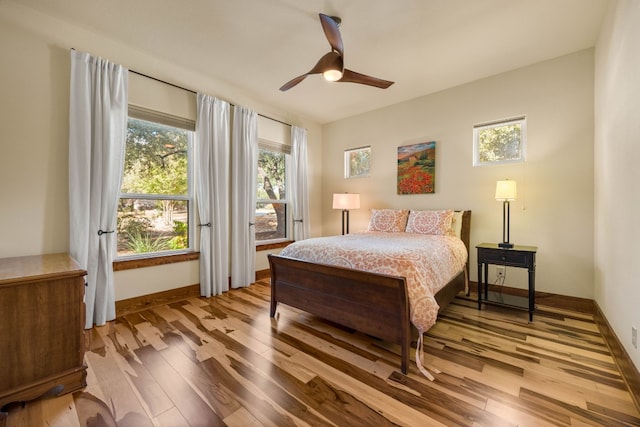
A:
0,254,87,417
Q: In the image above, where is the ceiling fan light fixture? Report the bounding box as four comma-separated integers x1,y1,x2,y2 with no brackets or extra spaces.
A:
323,69,343,81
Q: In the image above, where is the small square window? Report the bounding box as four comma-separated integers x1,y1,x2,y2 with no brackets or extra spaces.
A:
344,146,371,178
473,117,526,166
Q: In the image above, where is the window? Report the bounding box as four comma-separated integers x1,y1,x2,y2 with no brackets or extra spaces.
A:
256,140,291,243
473,116,526,166
117,108,194,258
344,146,371,178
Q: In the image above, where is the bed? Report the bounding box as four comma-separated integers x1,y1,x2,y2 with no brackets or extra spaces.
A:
268,209,471,376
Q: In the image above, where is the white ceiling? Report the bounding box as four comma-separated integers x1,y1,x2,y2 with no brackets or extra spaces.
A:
16,0,609,124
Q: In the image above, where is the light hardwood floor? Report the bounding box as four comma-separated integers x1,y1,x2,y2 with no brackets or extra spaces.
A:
4,280,640,426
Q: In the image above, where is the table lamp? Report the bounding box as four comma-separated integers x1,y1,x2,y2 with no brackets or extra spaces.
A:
332,193,360,235
495,180,517,248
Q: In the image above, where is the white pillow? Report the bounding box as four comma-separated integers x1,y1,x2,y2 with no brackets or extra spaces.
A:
447,211,464,238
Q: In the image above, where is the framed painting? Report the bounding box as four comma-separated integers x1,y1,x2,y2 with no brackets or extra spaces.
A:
397,141,436,194
344,146,371,179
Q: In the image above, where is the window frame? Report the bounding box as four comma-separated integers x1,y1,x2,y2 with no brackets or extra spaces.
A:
116,108,195,260
473,116,527,167
255,139,292,246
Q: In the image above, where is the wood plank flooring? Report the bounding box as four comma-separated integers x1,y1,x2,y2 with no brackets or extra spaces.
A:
4,280,640,426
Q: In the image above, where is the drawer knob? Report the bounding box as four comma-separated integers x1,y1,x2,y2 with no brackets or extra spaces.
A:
501,256,506,261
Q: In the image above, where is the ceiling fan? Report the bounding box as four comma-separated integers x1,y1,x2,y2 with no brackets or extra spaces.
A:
279,13,394,91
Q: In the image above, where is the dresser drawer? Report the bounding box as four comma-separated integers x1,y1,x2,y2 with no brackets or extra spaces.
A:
478,248,530,267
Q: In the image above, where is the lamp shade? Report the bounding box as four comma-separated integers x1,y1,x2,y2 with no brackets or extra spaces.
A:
495,180,517,201
332,193,360,210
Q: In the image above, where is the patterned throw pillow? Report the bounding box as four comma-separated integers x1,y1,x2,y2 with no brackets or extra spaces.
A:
405,210,454,235
367,209,409,232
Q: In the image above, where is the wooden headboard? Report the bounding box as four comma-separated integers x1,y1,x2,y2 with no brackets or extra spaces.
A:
459,210,472,255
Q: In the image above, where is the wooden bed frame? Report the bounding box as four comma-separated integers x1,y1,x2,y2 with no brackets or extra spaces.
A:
268,210,471,374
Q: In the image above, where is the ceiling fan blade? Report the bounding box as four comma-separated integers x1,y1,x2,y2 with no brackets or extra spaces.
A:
319,13,344,56
279,74,309,91
280,52,343,91
338,69,394,89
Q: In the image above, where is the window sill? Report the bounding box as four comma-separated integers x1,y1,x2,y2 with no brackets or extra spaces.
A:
113,242,290,271
113,252,200,271
256,240,293,251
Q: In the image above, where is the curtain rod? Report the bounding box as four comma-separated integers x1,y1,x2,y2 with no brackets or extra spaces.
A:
129,69,292,128
69,51,292,128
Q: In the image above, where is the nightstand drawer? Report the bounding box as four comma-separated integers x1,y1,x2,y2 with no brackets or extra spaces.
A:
478,249,530,267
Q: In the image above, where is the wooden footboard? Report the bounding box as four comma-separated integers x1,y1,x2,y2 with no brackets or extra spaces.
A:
268,254,412,373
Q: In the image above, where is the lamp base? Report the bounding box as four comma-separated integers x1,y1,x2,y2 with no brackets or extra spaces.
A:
498,242,514,249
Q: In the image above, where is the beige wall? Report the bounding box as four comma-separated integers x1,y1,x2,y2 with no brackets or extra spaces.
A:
0,2,323,301
594,0,640,370
322,49,595,298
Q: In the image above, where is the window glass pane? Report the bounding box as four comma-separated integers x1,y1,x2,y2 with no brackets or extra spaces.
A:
257,148,286,200
345,146,371,178
473,117,526,166
118,116,192,258
123,118,189,196
256,147,288,242
255,202,286,241
478,123,522,163
117,198,189,256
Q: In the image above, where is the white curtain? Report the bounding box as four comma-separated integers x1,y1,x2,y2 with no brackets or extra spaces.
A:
291,126,310,240
69,50,128,329
195,94,230,297
231,105,258,288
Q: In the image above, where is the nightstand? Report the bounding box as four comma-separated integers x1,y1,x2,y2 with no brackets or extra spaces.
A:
476,243,537,321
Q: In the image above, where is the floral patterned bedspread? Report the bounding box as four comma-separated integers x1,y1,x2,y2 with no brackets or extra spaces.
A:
279,232,468,332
